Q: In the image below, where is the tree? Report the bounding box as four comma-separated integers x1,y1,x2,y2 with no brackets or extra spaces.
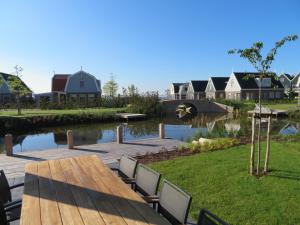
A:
2,65,31,115
127,84,139,97
102,75,118,97
228,35,298,176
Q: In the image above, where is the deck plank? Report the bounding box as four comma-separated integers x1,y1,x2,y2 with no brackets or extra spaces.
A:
20,163,41,225
69,158,129,225
48,160,85,225
38,161,63,225
59,158,106,225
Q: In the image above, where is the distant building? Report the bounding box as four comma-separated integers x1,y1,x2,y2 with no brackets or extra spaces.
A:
279,73,300,94
186,80,208,100
225,72,284,100
205,77,229,99
178,83,189,100
36,70,101,106
0,72,32,105
169,83,185,100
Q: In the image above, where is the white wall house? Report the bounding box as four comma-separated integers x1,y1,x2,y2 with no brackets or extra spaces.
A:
225,72,284,100
186,80,208,100
169,83,184,100
279,73,300,94
205,77,229,99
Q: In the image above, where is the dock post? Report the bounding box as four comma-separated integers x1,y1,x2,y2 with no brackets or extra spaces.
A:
159,123,165,139
117,126,123,144
67,130,74,149
5,134,13,156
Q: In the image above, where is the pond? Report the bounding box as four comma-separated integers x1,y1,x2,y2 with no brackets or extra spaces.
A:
0,113,299,153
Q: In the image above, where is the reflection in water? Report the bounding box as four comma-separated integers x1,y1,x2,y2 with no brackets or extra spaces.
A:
279,124,299,135
0,114,299,153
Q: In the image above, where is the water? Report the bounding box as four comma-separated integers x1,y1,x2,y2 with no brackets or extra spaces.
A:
0,114,299,153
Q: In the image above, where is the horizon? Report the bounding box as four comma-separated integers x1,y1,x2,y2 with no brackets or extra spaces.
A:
1,0,300,95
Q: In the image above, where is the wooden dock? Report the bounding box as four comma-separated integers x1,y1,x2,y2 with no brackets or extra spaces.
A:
0,138,183,181
248,109,288,117
116,113,146,120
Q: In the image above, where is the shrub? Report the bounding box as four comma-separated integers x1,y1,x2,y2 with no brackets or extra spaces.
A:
187,138,240,153
127,92,162,116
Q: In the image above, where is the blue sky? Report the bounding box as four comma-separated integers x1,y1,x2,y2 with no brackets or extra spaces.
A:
0,0,300,94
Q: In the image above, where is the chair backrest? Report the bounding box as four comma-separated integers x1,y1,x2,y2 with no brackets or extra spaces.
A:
158,179,192,225
119,156,138,179
0,170,12,204
135,164,161,196
0,203,7,225
197,209,229,225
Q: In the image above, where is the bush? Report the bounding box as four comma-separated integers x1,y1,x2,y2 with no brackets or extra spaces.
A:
187,138,240,153
127,92,162,116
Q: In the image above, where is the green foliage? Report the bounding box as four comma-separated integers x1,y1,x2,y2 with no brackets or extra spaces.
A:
122,84,139,97
127,92,162,116
287,110,300,120
7,76,31,96
187,138,239,153
102,75,118,97
149,142,300,224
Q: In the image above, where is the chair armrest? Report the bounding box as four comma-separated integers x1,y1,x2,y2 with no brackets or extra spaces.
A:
142,196,159,203
4,199,22,208
4,202,22,212
122,178,136,184
9,182,24,189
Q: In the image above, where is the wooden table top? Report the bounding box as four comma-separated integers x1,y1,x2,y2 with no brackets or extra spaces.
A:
20,155,170,225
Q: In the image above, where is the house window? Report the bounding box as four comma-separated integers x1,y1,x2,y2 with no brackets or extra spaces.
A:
276,92,281,99
79,94,86,103
269,92,274,99
80,80,84,88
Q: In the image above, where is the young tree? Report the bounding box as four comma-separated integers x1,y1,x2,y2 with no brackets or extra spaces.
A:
102,75,118,97
4,65,31,115
228,35,298,176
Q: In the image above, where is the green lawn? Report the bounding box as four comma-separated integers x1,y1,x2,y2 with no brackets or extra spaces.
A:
149,142,300,225
266,103,298,111
0,107,126,117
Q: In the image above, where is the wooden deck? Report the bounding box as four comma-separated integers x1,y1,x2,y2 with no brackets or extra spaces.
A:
20,155,170,225
0,138,183,180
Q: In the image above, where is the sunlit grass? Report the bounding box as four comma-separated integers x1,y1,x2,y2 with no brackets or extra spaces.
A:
150,142,300,225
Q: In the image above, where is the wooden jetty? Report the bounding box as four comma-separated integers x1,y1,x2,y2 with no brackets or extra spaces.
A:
116,113,146,120
248,104,288,118
0,138,183,181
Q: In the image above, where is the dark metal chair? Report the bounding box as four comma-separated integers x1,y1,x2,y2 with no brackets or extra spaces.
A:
0,170,24,207
156,179,192,225
197,209,229,225
111,155,138,185
0,202,22,225
133,164,161,206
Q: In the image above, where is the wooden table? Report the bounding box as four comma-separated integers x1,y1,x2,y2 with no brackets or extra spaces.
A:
20,155,170,225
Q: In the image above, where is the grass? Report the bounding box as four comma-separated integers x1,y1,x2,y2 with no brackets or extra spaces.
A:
149,142,300,225
0,107,126,117
266,103,298,111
